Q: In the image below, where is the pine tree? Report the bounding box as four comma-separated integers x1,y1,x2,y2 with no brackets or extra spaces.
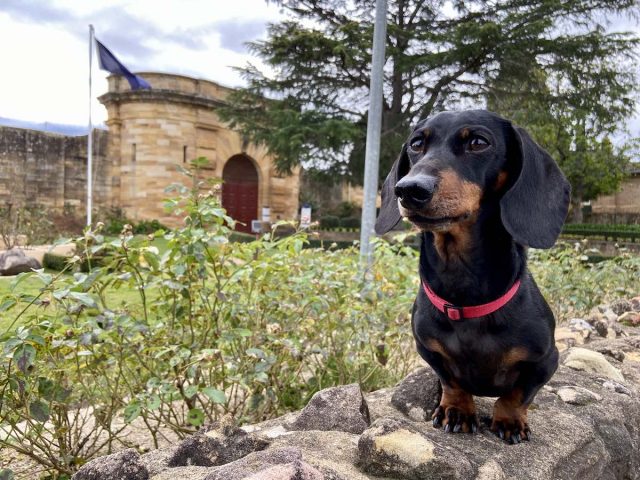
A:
219,0,638,186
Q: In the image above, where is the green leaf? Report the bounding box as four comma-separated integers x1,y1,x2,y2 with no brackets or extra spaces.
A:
0,298,16,312
246,348,265,359
10,271,34,292
202,387,226,404
146,395,161,411
234,328,252,337
13,344,36,374
143,251,160,270
187,408,205,427
0,468,15,480
123,402,141,423
184,385,198,399
29,400,50,422
37,377,55,400
33,270,53,286
68,292,98,309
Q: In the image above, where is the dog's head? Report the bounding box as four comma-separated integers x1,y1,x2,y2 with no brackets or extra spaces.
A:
375,110,570,249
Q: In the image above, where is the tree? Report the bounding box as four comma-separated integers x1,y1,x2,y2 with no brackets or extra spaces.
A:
219,0,638,186
487,52,635,222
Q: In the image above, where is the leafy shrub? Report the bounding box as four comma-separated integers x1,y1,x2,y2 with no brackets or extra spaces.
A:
529,241,640,320
340,217,361,230
42,252,70,271
0,203,56,248
319,215,340,229
0,164,417,477
329,201,359,219
133,219,167,235
562,223,640,241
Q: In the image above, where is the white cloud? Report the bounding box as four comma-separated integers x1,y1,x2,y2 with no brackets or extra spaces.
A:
0,0,283,126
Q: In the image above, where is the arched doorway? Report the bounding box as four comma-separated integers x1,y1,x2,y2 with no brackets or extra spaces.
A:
222,154,259,233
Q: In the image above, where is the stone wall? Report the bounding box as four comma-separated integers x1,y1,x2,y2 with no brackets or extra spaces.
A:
0,72,300,228
590,173,640,224
0,126,110,212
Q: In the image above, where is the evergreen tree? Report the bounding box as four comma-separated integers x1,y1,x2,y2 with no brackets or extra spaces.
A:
488,53,635,222
219,0,638,186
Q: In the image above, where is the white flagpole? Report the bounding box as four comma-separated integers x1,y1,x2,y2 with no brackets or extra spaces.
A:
87,24,94,226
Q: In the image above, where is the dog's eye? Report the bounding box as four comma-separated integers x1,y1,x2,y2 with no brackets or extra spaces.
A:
468,135,490,152
409,136,425,153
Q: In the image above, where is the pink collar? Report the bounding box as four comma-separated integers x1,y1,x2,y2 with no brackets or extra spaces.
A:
421,279,521,321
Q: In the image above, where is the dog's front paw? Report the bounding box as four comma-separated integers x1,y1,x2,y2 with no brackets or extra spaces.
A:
490,397,530,444
432,405,479,434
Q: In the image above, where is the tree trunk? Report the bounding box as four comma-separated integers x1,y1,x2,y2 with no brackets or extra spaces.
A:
570,196,583,223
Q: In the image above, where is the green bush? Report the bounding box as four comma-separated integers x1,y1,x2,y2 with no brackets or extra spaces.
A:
42,252,71,272
340,217,361,230
562,223,640,241
133,219,167,235
329,201,358,219
319,215,340,229
0,165,417,477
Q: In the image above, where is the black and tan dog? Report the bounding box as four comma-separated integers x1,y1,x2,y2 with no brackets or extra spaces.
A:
375,110,570,444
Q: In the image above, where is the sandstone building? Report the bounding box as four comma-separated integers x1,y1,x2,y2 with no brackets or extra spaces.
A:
0,72,300,232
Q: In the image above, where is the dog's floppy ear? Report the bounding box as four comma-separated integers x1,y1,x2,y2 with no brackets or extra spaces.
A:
375,144,410,235
500,126,571,249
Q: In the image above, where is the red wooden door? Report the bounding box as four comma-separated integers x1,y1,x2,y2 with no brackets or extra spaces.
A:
222,155,259,233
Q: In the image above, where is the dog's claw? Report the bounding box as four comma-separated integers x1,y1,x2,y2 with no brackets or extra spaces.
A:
432,405,478,435
491,419,531,444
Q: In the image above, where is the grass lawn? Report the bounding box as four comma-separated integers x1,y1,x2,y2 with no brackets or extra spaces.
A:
0,270,156,331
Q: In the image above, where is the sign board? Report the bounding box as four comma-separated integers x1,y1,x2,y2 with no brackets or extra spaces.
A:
251,220,263,233
300,205,312,229
262,206,271,222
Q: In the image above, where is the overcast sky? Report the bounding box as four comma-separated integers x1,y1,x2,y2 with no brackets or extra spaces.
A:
1,1,639,141
0,0,283,126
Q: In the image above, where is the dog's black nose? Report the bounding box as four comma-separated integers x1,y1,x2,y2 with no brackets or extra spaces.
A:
395,175,438,210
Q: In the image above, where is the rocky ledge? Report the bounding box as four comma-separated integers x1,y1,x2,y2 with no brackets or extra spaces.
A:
74,302,640,480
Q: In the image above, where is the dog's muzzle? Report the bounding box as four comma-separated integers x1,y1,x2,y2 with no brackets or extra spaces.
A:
395,174,439,211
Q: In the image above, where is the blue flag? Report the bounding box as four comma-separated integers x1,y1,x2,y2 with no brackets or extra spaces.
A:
95,38,151,90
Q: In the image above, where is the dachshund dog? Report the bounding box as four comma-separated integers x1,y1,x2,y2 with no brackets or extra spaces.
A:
376,110,570,444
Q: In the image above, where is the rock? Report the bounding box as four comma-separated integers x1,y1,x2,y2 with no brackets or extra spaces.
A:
476,460,506,480
357,417,473,479
0,248,42,276
390,367,440,421
242,460,324,480
72,448,148,480
601,307,619,323
569,318,595,332
80,336,640,480
168,417,269,467
557,386,603,405
139,446,177,477
592,347,626,362
203,447,306,480
586,313,609,338
555,326,588,351
611,299,633,316
602,380,632,396
564,347,625,382
630,296,640,312
618,311,640,327
287,384,370,434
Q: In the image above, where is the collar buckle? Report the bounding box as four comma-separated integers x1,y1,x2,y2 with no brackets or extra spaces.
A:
443,303,463,321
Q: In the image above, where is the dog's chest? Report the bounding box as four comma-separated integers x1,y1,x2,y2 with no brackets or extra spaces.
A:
424,324,528,392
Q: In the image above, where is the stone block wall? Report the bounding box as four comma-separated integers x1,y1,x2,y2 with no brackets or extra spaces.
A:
0,126,110,212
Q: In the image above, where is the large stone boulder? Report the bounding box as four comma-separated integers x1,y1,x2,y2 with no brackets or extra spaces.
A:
74,332,640,480
0,247,41,276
